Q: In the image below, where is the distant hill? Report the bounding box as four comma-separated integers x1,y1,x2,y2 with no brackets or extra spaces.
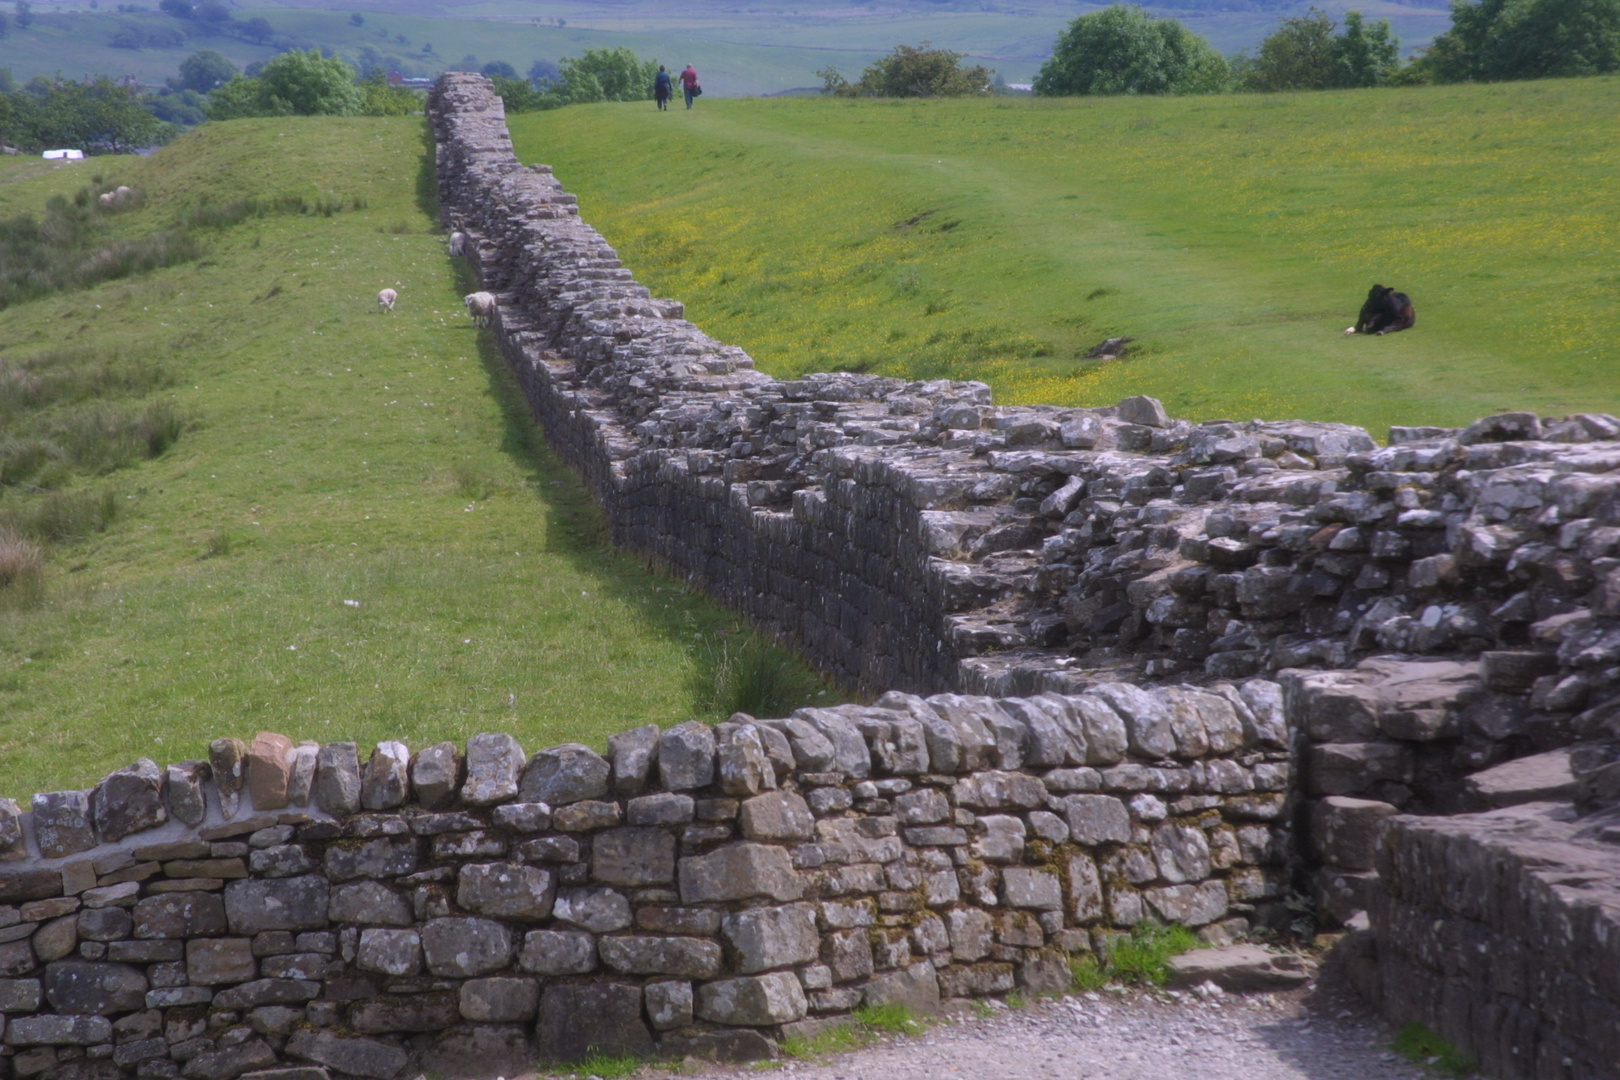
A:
2,0,1454,92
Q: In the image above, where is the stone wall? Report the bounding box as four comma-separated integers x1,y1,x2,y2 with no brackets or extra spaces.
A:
0,684,1290,1077
1339,803,1620,1080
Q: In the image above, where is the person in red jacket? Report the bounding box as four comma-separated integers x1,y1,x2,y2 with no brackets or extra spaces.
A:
680,64,700,109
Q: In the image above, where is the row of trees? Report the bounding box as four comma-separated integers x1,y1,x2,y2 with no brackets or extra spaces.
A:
0,76,165,153
1031,0,1616,96
490,47,662,111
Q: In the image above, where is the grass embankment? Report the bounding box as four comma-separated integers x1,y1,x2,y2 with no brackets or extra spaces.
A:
0,117,826,799
510,77,1620,434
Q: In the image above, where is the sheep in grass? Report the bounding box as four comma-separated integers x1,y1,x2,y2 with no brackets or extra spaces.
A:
464,291,497,327
377,288,398,313
448,231,469,257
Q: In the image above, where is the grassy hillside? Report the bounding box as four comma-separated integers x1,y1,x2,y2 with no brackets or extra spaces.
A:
0,117,826,799
508,78,1620,434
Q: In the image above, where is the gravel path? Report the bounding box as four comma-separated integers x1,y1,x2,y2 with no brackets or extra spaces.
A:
652,975,1430,1080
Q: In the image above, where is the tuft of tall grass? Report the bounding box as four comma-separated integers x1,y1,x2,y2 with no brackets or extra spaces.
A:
176,193,369,231
0,488,121,543
0,529,46,611
40,401,186,476
1070,920,1202,989
0,191,202,310
781,1003,926,1060
1392,1022,1475,1077
697,638,826,721
0,349,172,427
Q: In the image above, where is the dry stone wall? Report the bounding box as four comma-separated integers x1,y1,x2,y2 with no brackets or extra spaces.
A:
0,685,1291,1077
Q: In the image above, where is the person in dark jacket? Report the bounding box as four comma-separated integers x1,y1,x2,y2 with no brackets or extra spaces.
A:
680,64,700,109
654,65,672,110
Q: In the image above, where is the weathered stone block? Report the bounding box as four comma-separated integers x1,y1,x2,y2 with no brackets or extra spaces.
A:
519,744,611,806
738,791,815,842
355,929,421,976
224,877,329,935
458,976,538,1022
551,887,630,933
1001,868,1062,911
1308,797,1399,871
607,724,660,797
328,881,412,926
93,761,167,843
186,939,256,985
518,929,595,975
312,744,360,817
536,983,652,1062
360,742,410,811
599,935,721,978
411,742,462,810
591,828,676,886
862,960,941,1013
643,980,692,1030
717,723,776,797
695,972,807,1026
246,734,294,812
32,792,95,859
462,733,525,806
1150,823,1212,884
43,961,147,1014
210,738,248,817
420,917,512,977
679,843,803,904
456,863,553,921
285,1030,407,1080
4,1015,113,1046
348,992,460,1035
1063,795,1131,845
720,903,819,974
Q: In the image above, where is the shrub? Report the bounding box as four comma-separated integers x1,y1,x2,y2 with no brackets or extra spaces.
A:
1035,5,1229,96
829,43,993,97
206,49,364,119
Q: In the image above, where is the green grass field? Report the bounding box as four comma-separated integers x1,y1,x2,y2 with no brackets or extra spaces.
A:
509,77,1620,434
0,117,827,799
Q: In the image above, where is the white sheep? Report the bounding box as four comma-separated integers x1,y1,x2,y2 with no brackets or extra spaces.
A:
116,185,133,201
464,291,497,327
98,192,116,207
448,231,469,257
377,288,397,313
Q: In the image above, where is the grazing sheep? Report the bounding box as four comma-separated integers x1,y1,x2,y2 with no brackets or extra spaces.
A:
377,288,398,312
98,192,116,207
116,185,133,201
464,291,497,327
448,231,469,257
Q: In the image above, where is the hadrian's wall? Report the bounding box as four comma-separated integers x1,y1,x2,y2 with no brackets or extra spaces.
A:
0,684,1293,1078
426,73,1620,1079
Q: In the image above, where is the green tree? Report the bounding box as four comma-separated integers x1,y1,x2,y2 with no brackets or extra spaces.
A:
491,74,553,112
1034,5,1229,96
554,46,658,103
175,48,236,92
8,76,163,152
848,43,992,97
348,12,362,26
357,70,419,116
14,0,32,29
1245,8,1400,90
1423,0,1620,81
206,49,364,119
480,60,518,81
239,16,272,44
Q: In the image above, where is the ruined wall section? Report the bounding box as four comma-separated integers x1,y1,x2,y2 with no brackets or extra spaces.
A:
427,75,1620,738
0,684,1291,1076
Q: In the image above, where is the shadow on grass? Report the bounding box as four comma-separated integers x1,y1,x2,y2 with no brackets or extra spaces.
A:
415,116,441,224
446,253,831,722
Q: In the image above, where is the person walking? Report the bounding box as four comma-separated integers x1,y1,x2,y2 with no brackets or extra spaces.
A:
680,64,700,109
653,65,672,110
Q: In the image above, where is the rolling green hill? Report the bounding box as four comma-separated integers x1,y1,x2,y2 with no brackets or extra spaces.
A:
508,77,1620,434
0,116,825,798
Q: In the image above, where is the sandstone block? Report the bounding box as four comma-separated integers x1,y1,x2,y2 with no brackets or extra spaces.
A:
1001,867,1062,911
1305,743,1413,797
1166,943,1313,992
182,1040,279,1080
211,979,319,1010
862,960,941,1013
4,1015,112,1046
210,738,248,817
327,881,412,926
607,724,660,797
953,770,1045,811
820,929,873,983
286,745,318,806
246,734,294,812
322,837,416,881
1088,684,1176,759
1150,823,1212,884
224,877,329,934
971,815,1026,864
717,723,776,796
491,802,551,832
518,929,595,975
1308,797,1399,870
626,792,694,826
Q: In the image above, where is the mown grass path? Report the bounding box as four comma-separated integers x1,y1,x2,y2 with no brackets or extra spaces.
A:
511,78,1620,433
0,117,823,798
